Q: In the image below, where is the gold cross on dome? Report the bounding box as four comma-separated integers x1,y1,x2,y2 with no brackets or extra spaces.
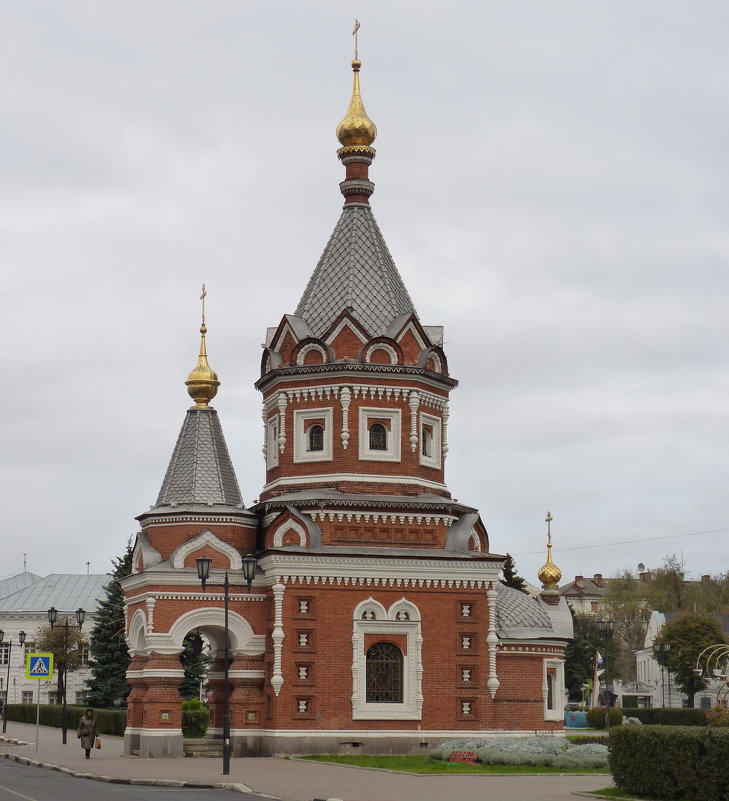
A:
545,510,553,545
200,283,207,327
353,19,360,60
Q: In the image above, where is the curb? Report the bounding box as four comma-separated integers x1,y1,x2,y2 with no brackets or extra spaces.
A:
0,752,257,794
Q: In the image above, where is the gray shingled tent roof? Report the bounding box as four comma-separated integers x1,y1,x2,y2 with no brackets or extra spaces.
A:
156,408,242,507
495,583,553,636
295,205,417,338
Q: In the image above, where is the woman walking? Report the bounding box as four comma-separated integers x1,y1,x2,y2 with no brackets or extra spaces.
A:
76,708,97,759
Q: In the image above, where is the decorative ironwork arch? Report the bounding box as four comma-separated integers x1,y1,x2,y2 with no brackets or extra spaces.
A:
366,641,403,703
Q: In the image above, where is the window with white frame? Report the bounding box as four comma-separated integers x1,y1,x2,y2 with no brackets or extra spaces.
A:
266,416,279,469
358,408,401,462
0,644,9,666
544,658,565,720
293,408,333,463
419,412,441,469
351,598,422,720
21,691,33,704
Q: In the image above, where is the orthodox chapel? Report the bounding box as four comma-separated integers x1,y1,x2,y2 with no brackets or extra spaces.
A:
121,52,573,758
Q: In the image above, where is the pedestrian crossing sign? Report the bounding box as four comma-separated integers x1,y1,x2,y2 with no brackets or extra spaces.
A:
26,653,54,680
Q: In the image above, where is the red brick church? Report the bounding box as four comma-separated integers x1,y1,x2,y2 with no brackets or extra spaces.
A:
121,51,572,758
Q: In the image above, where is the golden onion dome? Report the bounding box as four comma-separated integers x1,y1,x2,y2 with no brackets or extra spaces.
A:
186,317,220,409
538,511,562,590
336,58,377,148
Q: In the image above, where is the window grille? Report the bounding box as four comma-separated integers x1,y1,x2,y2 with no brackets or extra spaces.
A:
308,425,324,451
365,642,403,703
368,423,387,451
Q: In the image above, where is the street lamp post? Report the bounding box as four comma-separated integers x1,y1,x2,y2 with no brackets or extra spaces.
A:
196,553,257,776
0,629,26,734
47,607,86,744
654,642,671,707
596,619,615,729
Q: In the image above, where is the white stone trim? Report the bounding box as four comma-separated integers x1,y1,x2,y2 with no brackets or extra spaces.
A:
269,383,447,410
408,391,420,453
427,351,443,373
168,607,265,656
396,321,428,351
419,411,442,469
293,407,334,463
351,598,423,720
296,343,327,365
145,597,156,633
271,583,285,696
487,583,500,698
263,472,447,492
127,608,148,652
304,509,457,527
442,401,449,460
365,343,398,364
266,415,279,469
544,657,566,720
325,317,368,346
170,529,242,571
273,519,307,547
340,386,351,450
358,407,401,462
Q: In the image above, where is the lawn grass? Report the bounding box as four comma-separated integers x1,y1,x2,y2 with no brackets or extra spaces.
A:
299,754,610,774
591,789,670,800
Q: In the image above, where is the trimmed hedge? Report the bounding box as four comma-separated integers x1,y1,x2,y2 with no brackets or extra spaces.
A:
609,725,729,801
182,708,209,738
621,707,707,726
586,706,623,729
3,705,127,736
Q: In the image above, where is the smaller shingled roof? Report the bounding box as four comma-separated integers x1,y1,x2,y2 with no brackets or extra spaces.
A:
156,408,243,508
495,583,553,635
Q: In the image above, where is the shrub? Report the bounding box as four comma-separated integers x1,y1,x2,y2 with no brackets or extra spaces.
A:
2,705,126,736
585,706,623,729
621,707,707,726
182,708,208,738
430,736,608,769
705,707,729,728
609,725,729,801
182,698,204,710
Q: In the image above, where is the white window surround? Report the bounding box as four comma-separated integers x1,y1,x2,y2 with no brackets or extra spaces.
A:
266,416,279,469
351,598,422,720
296,343,327,365
358,408,401,463
419,412,442,469
365,343,398,364
293,408,333,463
544,658,565,721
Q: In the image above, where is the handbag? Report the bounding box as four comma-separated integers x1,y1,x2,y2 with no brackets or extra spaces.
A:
94,736,101,750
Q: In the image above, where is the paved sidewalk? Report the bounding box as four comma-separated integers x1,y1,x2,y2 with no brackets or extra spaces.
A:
0,721,612,801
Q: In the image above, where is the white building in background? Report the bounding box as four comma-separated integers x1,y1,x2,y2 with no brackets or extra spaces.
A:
0,573,107,706
630,610,729,710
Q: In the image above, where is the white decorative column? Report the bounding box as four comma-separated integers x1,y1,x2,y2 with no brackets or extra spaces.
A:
277,392,288,453
408,391,420,452
261,403,268,459
340,386,351,449
145,597,156,632
442,401,450,460
487,582,500,698
271,581,286,696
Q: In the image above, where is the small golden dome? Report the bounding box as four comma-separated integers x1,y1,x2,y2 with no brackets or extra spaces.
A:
538,511,562,590
185,323,220,408
336,58,377,148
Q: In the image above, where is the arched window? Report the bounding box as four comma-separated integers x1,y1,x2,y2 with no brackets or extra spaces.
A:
369,423,387,451
308,424,324,452
366,642,403,703
547,672,555,710
421,426,432,457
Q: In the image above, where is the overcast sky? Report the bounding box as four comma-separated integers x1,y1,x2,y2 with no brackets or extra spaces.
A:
2,1,727,590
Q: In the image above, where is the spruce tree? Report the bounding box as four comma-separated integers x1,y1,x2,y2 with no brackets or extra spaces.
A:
178,631,213,700
85,539,133,708
500,553,528,593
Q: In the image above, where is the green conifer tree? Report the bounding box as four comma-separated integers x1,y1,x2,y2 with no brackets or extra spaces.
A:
85,539,133,708
500,553,528,593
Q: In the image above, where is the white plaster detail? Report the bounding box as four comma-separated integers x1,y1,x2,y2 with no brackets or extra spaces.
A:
468,528,482,552
408,391,420,453
170,529,242,571
266,415,279,469
166,607,265,656
544,658,566,721
358,407,402,463
145,597,156,633
487,582,501,698
127,608,148,654
427,351,443,373
277,392,288,453
264,472,447,493
351,598,423,720
293,407,334,463
340,386,352,450
272,519,307,548
441,401,449,460
365,343,398,364
325,317,368,346
271,582,285,696
419,411,442,469
296,343,327,365
396,321,427,351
